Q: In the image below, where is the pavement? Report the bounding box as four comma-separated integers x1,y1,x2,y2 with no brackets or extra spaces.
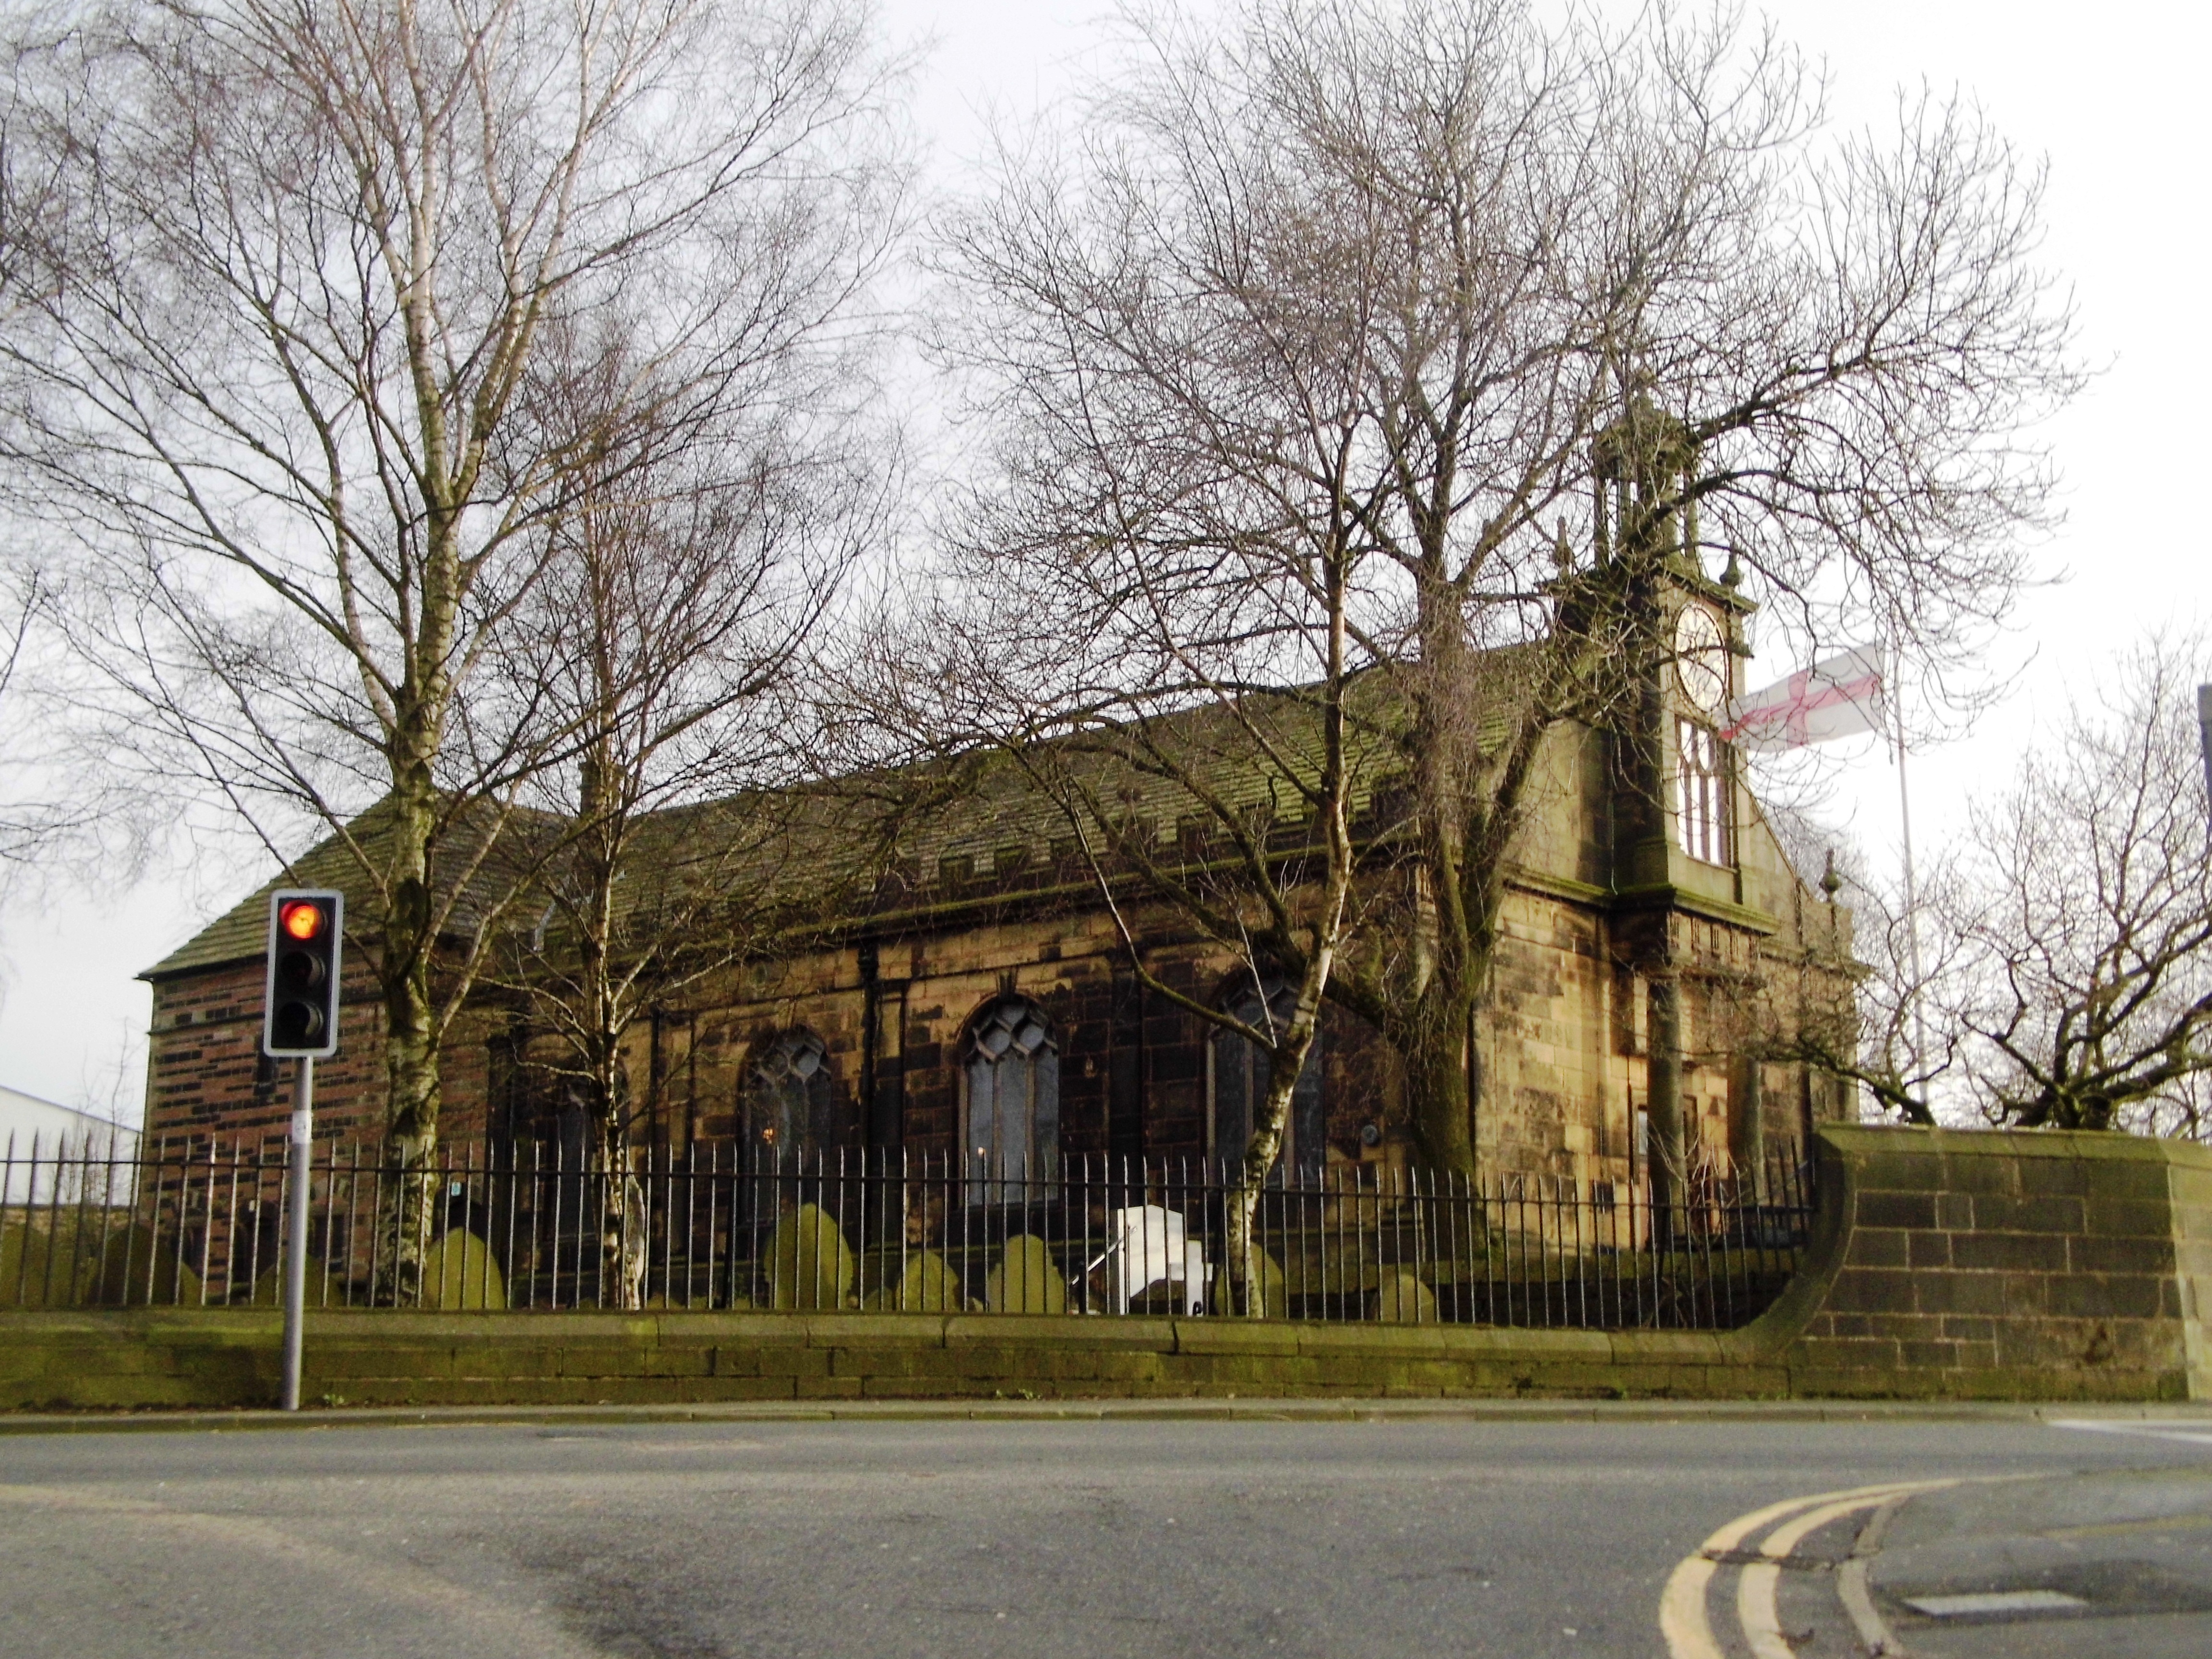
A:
0,1400,2206,1657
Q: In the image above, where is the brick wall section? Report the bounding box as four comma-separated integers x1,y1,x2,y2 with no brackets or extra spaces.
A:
146,958,494,1148
14,1125,2205,1409
1783,1125,2212,1401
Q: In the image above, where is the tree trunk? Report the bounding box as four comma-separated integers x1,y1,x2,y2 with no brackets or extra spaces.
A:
1222,1059,1300,1317
596,1115,647,1310
378,752,444,1302
1730,1052,1765,1186
381,994,439,1305
1388,560,1491,1180
1401,998,1477,1176
1646,973,1687,1220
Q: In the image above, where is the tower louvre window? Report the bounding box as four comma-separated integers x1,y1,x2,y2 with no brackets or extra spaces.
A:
1675,717,1731,866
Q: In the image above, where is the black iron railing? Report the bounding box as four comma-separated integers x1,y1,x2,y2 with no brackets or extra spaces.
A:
1,1134,1813,1329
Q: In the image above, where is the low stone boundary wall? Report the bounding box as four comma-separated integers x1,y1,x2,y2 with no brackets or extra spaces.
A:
0,1307,1793,1410
4,1125,2207,1409
1779,1123,2211,1400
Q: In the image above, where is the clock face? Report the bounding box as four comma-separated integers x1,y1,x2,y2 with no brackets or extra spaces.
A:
1673,605,1727,715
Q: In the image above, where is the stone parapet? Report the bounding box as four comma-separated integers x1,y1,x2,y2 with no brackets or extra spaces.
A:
1778,1123,2210,1401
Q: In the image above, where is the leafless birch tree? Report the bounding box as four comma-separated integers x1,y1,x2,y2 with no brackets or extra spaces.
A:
0,0,908,1167
0,99,150,896
936,0,2079,1173
868,428,1373,1305
486,331,893,1308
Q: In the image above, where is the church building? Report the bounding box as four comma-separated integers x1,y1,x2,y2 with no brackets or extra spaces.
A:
138,546,1859,1195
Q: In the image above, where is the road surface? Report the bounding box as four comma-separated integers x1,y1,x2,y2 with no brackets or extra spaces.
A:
2,1404,2207,1656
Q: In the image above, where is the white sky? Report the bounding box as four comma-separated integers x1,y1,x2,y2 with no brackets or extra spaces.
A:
3,0,2206,1124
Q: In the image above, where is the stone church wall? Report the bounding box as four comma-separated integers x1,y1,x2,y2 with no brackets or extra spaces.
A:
144,867,1842,1183
565,903,1424,1172
143,955,493,1150
140,715,1855,1171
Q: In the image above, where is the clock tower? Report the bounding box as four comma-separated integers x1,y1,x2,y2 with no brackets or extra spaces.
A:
1582,399,1759,1203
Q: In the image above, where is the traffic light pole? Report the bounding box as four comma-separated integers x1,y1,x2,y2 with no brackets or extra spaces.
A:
280,1054,314,1412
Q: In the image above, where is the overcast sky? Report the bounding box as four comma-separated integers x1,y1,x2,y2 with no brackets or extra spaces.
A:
3,0,2205,1122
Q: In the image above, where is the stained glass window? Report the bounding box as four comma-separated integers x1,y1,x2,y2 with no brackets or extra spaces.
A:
748,1028,838,1157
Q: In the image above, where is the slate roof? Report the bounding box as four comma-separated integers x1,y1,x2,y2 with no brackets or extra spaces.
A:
139,670,1501,983
138,798,547,981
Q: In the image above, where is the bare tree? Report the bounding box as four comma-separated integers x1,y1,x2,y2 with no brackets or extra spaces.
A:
0,104,152,896
1938,637,2212,1131
0,565,75,874
936,0,2079,1173
867,423,1373,1305
1751,841,1959,1128
1768,638,2212,1137
487,331,893,1309
0,0,908,1171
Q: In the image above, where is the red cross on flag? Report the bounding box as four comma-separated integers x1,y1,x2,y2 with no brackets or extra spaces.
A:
1720,646,1885,751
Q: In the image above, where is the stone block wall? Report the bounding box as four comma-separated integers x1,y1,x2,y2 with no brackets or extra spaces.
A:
1782,1124,2212,1400
0,1309,1779,1411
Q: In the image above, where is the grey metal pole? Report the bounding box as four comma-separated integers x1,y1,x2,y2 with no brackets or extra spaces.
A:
280,1054,314,1411
2197,685,2212,817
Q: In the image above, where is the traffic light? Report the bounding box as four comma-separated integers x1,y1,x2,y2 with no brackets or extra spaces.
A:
263,889,344,1058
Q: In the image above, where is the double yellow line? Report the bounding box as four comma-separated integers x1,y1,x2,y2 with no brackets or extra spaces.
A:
1659,1479,1962,1659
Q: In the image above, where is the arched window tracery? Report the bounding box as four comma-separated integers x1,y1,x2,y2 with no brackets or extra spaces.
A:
746,1028,840,1158
963,996,1059,1178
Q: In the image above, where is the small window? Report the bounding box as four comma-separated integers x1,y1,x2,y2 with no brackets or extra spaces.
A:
1210,981,1325,1178
965,997,1059,1178
1675,717,1731,866
748,1028,839,1157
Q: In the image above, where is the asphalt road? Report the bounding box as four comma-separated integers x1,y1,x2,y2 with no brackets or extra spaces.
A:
2,1406,2208,1658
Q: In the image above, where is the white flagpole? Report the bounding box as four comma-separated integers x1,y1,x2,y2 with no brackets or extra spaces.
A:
1892,645,1930,1080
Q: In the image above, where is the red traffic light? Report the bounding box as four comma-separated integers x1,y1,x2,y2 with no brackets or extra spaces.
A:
279,901,326,942
265,889,343,1059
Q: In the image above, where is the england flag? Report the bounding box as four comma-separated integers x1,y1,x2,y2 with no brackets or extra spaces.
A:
1720,647,1885,752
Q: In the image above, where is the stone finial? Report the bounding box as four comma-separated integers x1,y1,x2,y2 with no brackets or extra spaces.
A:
1820,849,1842,901
1721,547,1743,589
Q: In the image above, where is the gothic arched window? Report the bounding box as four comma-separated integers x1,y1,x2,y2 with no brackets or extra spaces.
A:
747,1028,839,1158
1210,981,1325,1177
964,997,1059,1178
